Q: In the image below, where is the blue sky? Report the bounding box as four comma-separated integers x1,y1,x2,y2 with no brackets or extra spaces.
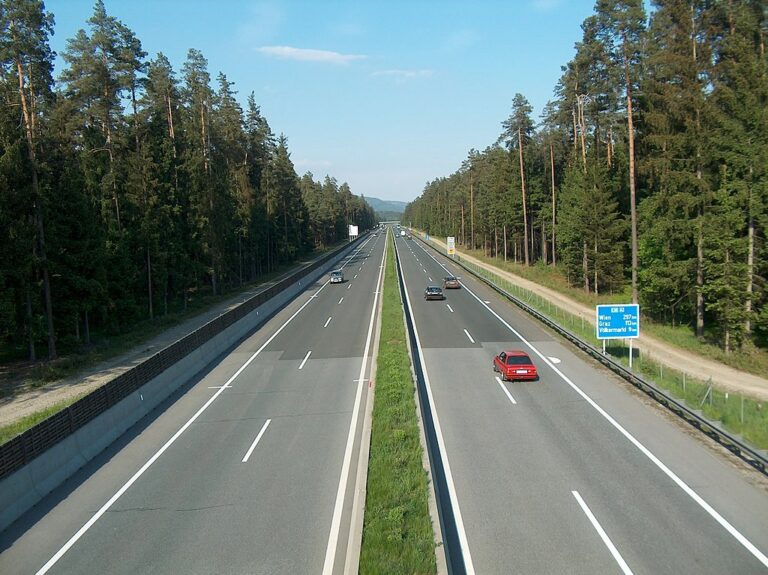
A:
45,0,597,203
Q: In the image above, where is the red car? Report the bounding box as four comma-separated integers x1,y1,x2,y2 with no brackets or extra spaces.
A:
493,350,538,381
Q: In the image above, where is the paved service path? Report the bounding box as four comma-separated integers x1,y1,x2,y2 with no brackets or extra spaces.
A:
423,235,768,402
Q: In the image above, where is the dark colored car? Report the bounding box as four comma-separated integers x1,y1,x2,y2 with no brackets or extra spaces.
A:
424,286,445,300
443,276,460,289
493,350,538,381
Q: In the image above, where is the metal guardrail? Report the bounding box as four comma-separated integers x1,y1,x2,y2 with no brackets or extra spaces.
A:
392,236,467,575
0,238,362,481
415,235,768,477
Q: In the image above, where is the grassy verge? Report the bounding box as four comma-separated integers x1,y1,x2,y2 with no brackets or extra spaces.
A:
360,231,437,574
0,393,89,444
424,237,768,450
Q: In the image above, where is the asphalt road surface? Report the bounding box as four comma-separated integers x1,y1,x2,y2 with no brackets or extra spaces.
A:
395,234,768,574
0,233,386,575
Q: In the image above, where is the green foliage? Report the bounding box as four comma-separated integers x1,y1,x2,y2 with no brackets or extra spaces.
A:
0,1,375,363
405,0,768,353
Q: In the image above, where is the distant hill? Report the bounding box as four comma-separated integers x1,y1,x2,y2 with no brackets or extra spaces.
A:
361,196,408,216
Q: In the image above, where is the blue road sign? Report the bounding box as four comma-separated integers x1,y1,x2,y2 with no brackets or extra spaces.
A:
596,304,640,339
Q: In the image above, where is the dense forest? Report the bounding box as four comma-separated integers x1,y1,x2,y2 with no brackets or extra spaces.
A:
404,0,767,353
0,0,375,361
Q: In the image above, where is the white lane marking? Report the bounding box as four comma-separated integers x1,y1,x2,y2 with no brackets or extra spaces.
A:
323,233,387,574
324,317,332,328
299,350,312,370
495,377,517,405
358,267,362,271
393,242,476,573
463,329,475,344
242,419,272,463
573,491,634,574
446,304,454,313
456,277,768,569
548,356,561,364
33,258,341,575
207,385,232,389
428,277,433,282
484,300,491,304
347,284,352,289
354,274,358,279
338,297,344,304
423,268,427,273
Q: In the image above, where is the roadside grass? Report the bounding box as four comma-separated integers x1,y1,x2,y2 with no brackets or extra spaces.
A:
360,231,436,574
421,236,768,451
0,393,89,445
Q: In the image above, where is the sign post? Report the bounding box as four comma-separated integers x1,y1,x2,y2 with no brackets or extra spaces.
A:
596,304,640,369
447,236,456,257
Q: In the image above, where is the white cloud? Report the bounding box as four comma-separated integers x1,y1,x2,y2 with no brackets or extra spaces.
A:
257,46,366,64
372,69,434,81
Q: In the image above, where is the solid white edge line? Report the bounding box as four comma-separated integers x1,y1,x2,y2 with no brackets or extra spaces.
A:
494,376,517,405
463,329,475,344
34,239,374,575
242,419,272,463
324,317,332,328
572,490,634,575
418,241,768,569
322,233,387,574
299,350,312,370
395,240,477,574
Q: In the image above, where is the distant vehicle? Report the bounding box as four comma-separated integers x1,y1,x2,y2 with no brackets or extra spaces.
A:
443,276,460,289
424,286,445,300
330,270,344,284
400,230,406,237
406,234,412,239
493,350,538,381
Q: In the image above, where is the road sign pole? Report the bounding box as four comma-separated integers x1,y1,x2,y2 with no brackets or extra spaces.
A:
629,339,633,369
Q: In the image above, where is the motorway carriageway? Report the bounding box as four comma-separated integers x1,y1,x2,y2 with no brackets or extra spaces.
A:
0,233,386,575
395,233,768,574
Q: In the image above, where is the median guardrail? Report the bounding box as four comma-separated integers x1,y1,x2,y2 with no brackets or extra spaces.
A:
414,235,768,478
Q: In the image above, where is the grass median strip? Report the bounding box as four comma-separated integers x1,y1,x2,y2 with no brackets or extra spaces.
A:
360,232,436,574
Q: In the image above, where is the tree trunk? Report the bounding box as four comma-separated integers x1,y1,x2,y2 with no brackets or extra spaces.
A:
84,309,91,346
518,127,529,265
550,142,557,266
624,38,639,304
147,248,154,320
503,224,507,262
746,181,753,334
696,220,704,338
583,241,589,294
26,288,36,362
15,51,56,360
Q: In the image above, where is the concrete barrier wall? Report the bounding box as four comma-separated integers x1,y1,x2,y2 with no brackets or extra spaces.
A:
0,242,358,532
